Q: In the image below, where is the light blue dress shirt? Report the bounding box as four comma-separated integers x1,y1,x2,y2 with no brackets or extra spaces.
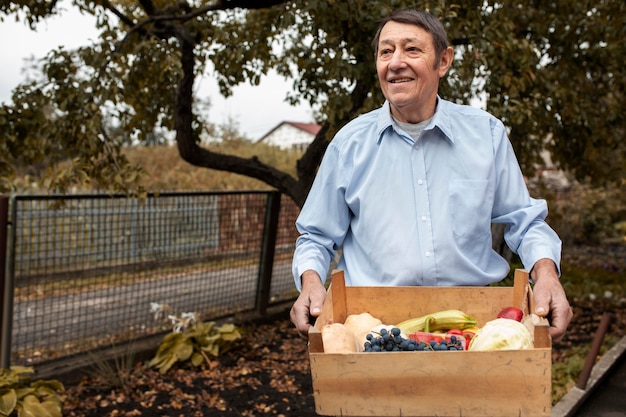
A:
292,99,562,291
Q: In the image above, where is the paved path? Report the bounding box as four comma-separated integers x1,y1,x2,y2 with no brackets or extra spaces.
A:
11,263,293,351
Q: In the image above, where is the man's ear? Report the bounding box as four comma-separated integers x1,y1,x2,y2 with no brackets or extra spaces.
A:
438,46,454,77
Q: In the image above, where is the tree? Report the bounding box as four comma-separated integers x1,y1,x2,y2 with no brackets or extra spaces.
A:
1,1,624,206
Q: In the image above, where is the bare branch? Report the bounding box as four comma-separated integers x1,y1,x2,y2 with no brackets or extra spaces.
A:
137,0,157,16
98,0,136,27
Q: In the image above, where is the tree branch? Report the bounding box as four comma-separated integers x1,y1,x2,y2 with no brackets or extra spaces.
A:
137,0,157,16
295,79,373,205
98,0,136,28
171,17,302,202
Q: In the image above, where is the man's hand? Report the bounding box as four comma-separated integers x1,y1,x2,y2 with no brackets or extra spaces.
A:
290,270,327,340
531,259,573,343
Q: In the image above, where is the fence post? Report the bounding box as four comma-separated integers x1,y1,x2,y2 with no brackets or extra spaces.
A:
255,191,281,316
0,195,11,369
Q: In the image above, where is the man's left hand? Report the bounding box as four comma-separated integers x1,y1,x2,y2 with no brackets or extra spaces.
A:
531,258,573,343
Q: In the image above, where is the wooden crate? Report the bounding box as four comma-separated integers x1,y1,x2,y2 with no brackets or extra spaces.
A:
308,269,552,417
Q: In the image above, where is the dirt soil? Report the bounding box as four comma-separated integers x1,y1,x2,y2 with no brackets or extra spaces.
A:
62,246,626,417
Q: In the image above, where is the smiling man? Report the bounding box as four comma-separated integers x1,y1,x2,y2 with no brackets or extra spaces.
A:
375,16,452,123
290,10,572,343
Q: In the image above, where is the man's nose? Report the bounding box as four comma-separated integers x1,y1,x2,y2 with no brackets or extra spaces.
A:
389,50,406,70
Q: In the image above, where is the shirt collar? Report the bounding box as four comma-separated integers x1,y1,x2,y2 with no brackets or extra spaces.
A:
376,97,455,144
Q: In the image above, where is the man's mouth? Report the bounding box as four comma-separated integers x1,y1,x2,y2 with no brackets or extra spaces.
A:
389,78,413,83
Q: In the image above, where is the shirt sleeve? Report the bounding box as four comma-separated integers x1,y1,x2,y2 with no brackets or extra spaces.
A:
490,119,562,275
291,143,352,291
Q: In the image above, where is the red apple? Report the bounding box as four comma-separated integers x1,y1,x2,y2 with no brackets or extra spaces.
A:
497,306,524,321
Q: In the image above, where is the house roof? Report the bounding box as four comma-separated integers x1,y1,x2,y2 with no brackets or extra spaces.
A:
285,122,322,136
258,121,321,141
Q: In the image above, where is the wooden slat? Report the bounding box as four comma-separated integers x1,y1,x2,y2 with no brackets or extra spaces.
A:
311,276,339,353
330,270,347,323
344,285,511,326
534,318,552,348
311,349,551,416
525,284,552,348
513,269,530,312
308,326,324,353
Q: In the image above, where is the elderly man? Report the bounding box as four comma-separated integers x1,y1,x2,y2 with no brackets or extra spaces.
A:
290,9,572,343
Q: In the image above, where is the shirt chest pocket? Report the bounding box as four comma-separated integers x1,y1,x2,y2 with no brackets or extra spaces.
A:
448,179,493,239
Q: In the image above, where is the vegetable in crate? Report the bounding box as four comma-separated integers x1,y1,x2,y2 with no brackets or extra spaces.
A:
343,312,383,347
321,323,359,353
497,306,524,321
395,309,477,333
467,318,533,351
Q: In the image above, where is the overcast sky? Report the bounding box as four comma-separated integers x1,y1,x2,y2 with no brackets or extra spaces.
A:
0,8,314,140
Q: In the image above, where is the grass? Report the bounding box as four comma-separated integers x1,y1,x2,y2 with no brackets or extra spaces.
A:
561,262,625,302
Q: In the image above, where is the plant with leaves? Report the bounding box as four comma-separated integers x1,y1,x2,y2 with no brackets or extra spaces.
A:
86,340,138,391
1,1,624,203
148,304,243,373
0,366,64,417
149,320,243,374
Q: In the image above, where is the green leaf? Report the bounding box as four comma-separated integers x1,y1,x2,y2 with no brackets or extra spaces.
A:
17,394,53,417
217,323,236,333
201,344,220,357
176,342,194,362
39,400,62,417
219,332,242,342
0,389,17,415
190,353,205,367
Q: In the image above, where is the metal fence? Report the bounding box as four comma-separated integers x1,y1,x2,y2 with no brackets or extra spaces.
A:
0,191,300,369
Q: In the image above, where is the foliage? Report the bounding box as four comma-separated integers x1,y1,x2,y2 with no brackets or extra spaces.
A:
542,180,626,246
0,366,64,417
149,321,243,374
0,1,625,207
560,259,625,303
123,136,302,192
148,305,243,374
86,341,137,391
551,344,585,404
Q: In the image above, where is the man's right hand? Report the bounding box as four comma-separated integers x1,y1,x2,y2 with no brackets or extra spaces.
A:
290,270,327,340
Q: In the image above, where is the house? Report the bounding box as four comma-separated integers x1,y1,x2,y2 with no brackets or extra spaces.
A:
257,121,321,151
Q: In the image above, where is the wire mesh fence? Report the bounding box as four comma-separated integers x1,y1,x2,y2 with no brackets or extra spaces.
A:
0,191,300,368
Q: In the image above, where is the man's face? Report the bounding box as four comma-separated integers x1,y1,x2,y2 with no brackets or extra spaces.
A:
376,21,450,123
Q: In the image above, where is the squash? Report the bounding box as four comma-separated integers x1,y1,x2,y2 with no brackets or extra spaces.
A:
321,323,359,353
344,312,383,349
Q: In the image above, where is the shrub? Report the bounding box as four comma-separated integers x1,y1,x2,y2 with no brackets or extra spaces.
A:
148,304,243,374
148,321,243,374
0,366,64,417
542,180,626,245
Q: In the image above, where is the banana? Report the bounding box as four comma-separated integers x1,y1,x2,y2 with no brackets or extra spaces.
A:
395,309,477,333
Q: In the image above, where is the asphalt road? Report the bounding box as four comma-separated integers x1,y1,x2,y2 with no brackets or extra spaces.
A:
10,262,293,353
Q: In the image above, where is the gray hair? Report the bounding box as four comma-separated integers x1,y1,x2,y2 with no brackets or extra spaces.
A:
372,10,450,64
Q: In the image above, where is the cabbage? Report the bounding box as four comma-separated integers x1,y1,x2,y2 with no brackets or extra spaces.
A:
468,318,533,351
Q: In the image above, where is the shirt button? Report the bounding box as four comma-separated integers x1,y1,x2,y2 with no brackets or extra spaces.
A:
417,179,424,185
421,216,427,222
425,251,431,257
